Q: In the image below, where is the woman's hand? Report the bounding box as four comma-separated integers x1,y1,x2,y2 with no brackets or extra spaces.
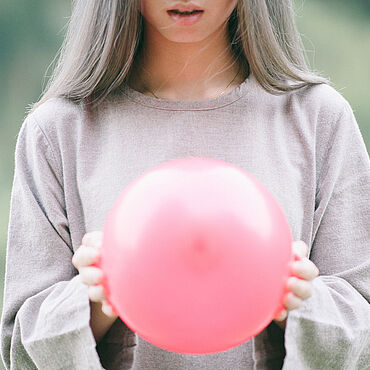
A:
273,240,319,329
72,231,117,318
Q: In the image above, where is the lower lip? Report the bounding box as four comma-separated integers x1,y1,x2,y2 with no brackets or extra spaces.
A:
167,11,204,26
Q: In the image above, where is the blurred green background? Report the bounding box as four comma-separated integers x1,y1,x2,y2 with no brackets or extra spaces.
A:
0,0,369,367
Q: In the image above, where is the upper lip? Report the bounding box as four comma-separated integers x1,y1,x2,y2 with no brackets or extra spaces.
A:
167,4,204,12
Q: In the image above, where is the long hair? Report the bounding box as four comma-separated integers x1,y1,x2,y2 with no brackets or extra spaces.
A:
29,0,327,113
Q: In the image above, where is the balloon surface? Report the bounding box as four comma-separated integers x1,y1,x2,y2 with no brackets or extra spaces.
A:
100,157,293,354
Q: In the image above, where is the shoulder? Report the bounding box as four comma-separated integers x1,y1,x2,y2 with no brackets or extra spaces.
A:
15,97,87,174
20,97,92,160
250,80,359,151
250,76,352,122
292,83,353,123
26,97,85,136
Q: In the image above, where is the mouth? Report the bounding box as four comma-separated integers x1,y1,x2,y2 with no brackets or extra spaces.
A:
167,9,203,16
167,3,204,25
167,3,204,12
167,9,204,25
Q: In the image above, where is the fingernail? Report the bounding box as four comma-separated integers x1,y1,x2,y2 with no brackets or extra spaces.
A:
276,310,287,321
92,248,101,259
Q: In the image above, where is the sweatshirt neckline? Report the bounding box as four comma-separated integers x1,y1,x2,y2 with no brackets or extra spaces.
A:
119,73,255,111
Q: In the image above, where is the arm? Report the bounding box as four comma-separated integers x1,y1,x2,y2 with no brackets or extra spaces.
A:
282,102,370,368
0,115,103,369
90,301,118,343
253,97,370,369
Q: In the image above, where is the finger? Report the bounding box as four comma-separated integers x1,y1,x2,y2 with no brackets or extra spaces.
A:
72,246,100,270
291,259,319,280
102,301,118,318
79,266,104,286
292,240,308,259
274,309,288,322
283,292,302,311
88,285,106,302
82,231,103,248
287,277,313,300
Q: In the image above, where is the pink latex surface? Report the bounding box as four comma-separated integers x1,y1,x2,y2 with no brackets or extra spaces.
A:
100,157,293,354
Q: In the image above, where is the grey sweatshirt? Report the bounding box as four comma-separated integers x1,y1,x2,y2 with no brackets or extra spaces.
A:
1,74,369,370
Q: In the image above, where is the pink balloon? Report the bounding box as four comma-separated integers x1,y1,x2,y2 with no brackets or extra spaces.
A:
100,157,293,354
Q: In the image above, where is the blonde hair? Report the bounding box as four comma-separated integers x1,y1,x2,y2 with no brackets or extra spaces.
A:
30,0,327,113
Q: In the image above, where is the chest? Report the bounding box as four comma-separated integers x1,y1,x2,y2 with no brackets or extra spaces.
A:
72,109,316,248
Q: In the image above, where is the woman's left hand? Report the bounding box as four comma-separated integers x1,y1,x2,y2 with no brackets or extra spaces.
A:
273,240,319,329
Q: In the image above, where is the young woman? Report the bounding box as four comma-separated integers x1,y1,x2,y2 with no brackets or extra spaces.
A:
1,0,369,369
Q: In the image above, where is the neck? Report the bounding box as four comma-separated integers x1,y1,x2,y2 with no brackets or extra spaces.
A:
127,23,246,100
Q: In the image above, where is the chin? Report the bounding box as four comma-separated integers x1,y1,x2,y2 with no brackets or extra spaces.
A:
161,30,211,44
167,36,207,44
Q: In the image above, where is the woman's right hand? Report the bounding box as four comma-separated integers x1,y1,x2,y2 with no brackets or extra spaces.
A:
72,231,118,318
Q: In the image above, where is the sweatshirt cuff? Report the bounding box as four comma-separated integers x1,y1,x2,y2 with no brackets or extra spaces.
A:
18,275,103,369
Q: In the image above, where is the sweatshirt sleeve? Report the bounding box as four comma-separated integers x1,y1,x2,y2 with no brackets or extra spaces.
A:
253,96,370,370
0,114,103,369
281,101,370,369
